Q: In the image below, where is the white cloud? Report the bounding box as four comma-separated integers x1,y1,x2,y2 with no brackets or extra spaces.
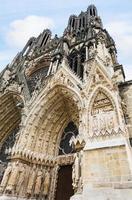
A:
6,15,54,49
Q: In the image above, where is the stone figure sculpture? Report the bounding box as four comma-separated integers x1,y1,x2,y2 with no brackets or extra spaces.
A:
27,165,36,196
43,168,51,197
72,152,81,191
34,169,43,197
5,161,19,194
0,163,12,193
16,164,26,196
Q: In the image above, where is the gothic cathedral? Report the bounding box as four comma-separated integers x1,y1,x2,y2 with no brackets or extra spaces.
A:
0,4,132,200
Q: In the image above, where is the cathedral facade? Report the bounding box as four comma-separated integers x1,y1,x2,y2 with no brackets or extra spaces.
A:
0,4,132,200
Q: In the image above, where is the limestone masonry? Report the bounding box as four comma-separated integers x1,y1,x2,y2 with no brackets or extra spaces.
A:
0,4,132,200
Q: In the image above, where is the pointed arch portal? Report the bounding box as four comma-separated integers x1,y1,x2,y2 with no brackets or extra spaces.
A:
55,121,78,200
10,85,81,199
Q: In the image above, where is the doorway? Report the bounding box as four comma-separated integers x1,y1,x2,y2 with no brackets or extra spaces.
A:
55,165,74,200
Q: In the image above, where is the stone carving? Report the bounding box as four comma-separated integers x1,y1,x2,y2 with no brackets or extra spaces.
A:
5,161,20,194
0,163,12,193
92,111,115,135
72,152,82,193
88,45,96,59
27,165,36,196
34,169,43,197
43,168,51,197
15,164,26,196
1,67,17,91
2,68,12,86
90,91,118,137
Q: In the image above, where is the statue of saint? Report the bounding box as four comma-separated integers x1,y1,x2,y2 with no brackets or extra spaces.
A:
72,152,80,191
34,169,43,197
5,161,20,194
27,165,36,196
43,168,51,197
16,164,26,195
0,163,12,193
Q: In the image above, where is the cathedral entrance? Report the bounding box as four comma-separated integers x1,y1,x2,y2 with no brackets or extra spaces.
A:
55,165,74,200
54,121,78,200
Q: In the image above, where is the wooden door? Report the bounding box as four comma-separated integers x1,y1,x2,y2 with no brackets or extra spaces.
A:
55,165,74,200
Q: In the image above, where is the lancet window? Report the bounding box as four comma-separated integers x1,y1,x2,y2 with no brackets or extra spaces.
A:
68,48,86,79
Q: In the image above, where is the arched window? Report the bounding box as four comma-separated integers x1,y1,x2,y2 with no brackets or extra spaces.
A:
59,122,78,155
93,8,96,16
83,17,85,27
68,50,78,72
80,47,86,63
79,18,81,29
72,18,75,28
90,9,92,16
69,18,72,26
68,49,85,79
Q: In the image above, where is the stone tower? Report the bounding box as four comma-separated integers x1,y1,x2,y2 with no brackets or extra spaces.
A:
0,4,132,200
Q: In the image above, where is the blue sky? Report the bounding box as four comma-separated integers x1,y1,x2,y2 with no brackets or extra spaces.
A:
0,0,132,80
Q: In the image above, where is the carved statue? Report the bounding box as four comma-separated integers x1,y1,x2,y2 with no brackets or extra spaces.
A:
34,169,43,197
43,168,51,197
5,161,20,194
72,152,81,192
27,165,36,196
88,45,96,59
16,164,26,195
0,163,12,193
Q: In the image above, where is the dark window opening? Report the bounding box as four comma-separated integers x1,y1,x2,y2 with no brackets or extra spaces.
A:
80,64,84,79
69,18,72,26
59,121,78,155
79,18,81,29
83,17,85,27
74,57,78,73
90,9,92,16
93,8,96,16
68,49,85,79
72,18,75,28
80,48,86,63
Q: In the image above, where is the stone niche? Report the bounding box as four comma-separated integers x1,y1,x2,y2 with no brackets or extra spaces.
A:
82,138,132,200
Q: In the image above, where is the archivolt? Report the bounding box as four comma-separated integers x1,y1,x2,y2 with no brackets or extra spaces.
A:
0,91,23,147
18,84,82,156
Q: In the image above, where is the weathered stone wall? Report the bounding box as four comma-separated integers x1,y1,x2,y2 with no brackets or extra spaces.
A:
120,82,132,137
81,138,132,200
83,145,131,184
